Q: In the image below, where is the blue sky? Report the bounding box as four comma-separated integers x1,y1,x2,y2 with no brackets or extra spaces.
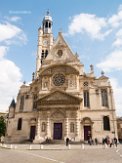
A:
0,0,122,116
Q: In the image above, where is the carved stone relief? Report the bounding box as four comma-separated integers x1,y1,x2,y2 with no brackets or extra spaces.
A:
68,75,77,89
42,76,49,90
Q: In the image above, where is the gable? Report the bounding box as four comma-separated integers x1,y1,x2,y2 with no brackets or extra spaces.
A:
38,90,82,105
43,32,80,64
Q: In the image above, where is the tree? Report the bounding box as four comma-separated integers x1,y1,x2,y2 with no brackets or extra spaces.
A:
0,116,6,137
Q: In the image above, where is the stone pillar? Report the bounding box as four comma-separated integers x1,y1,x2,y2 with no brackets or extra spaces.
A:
65,111,69,138
47,111,51,139
75,110,80,141
33,111,42,143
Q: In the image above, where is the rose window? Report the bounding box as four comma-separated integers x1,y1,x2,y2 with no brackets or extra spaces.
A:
53,73,65,86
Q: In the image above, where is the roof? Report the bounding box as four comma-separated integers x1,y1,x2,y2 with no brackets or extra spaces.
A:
9,99,16,108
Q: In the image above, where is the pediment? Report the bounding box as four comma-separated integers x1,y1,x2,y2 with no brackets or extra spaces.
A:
38,90,82,105
43,32,80,64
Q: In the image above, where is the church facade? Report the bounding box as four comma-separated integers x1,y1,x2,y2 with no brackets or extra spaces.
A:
6,12,118,143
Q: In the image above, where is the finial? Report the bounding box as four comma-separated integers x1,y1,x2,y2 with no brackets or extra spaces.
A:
32,72,35,81
101,70,105,76
59,27,63,33
23,81,26,85
90,64,94,73
46,9,49,15
75,52,79,58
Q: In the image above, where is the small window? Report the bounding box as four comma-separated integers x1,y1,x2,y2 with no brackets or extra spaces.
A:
41,50,44,58
45,50,48,58
41,122,46,132
103,116,110,131
33,102,37,110
45,21,48,28
25,95,29,99
83,82,88,87
70,122,75,133
17,118,22,130
49,22,51,28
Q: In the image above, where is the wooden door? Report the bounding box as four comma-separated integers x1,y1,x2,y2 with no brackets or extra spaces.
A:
30,126,36,141
53,123,62,139
84,126,91,141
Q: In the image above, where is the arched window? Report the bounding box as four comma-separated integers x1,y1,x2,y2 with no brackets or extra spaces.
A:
49,22,51,28
103,116,110,131
17,118,22,130
83,90,90,107
41,50,44,58
70,122,75,133
101,89,108,107
45,21,48,28
20,96,24,111
45,50,48,58
41,122,46,132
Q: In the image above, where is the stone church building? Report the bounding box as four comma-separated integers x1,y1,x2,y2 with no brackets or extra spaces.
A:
6,12,118,143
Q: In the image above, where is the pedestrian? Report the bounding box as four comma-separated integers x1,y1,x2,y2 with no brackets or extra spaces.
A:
1,135,4,145
114,137,117,147
95,138,98,145
66,137,69,146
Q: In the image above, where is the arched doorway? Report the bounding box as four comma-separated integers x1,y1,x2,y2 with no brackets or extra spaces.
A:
51,110,65,140
81,117,93,141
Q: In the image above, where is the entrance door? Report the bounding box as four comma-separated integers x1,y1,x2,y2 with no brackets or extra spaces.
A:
30,126,36,141
53,123,62,139
84,126,91,141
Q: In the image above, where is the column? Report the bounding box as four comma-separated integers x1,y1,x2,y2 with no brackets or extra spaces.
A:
75,110,80,141
33,111,41,143
36,112,41,138
47,111,51,138
65,111,69,138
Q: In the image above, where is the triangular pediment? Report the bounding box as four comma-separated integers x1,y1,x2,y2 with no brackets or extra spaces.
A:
43,32,80,64
38,90,82,105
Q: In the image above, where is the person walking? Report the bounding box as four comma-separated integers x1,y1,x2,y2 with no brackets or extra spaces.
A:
114,137,117,147
66,137,69,146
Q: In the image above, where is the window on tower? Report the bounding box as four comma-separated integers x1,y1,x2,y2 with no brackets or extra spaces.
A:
42,50,44,58
45,21,48,28
49,22,51,28
45,50,48,58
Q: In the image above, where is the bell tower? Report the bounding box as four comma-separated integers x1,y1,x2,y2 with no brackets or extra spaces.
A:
36,11,53,77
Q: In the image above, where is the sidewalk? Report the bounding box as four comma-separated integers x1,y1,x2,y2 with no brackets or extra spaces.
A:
0,143,119,150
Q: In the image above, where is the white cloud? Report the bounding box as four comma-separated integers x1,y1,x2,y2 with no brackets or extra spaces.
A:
0,17,26,112
68,13,108,40
110,78,122,116
113,29,122,47
4,16,21,22
0,46,8,59
67,5,122,40
0,58,22,112
108,7,122,28
0,22,27,44
97,50,122,72
9,16,21,22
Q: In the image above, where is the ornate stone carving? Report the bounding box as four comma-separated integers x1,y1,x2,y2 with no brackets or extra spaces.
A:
38,91,81,105
53,73,65,86
51,111,65,119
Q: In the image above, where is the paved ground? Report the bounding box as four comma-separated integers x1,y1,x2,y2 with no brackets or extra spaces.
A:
0,144,122,163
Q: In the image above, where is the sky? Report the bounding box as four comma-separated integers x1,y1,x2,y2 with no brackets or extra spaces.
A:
0,0,122,116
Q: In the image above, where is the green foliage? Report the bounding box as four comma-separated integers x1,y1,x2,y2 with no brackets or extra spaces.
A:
0,116,6,137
